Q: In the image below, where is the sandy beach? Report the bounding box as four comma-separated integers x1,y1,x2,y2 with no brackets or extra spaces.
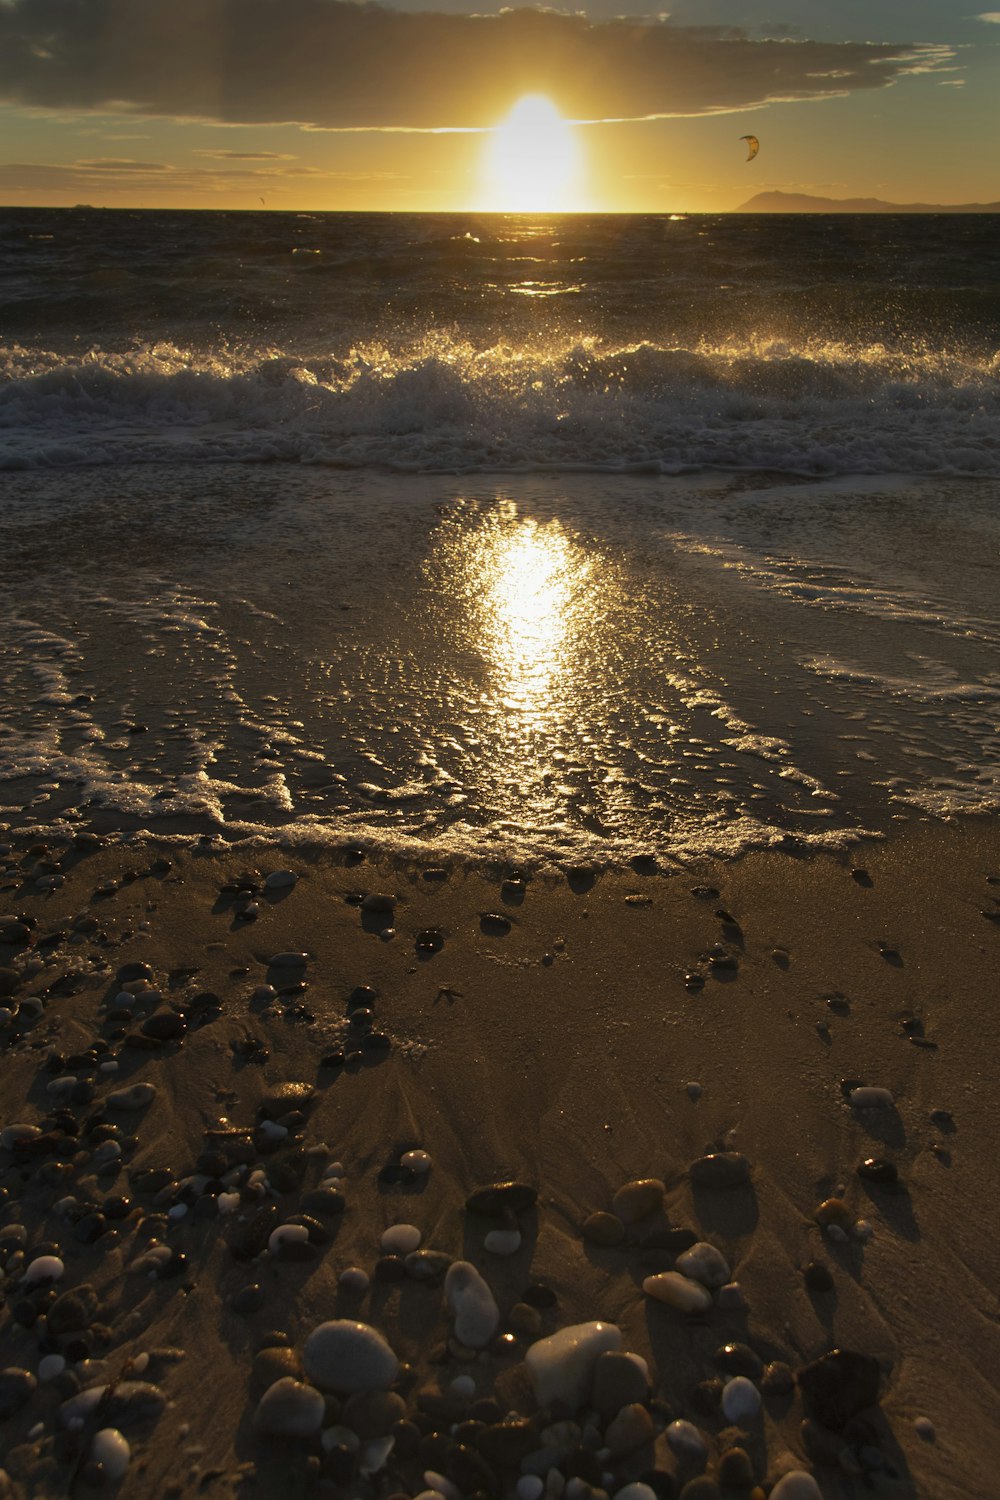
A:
0,815,998,1499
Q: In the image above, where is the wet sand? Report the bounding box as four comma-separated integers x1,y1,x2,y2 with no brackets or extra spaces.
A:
1,818,998,1498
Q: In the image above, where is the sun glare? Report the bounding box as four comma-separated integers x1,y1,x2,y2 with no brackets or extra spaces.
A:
481,95,584,212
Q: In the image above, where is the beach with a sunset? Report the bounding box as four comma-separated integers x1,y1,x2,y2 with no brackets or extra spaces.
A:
2,2,1000,1497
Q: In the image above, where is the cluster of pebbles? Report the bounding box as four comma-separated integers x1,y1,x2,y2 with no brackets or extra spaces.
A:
0,829,958,1497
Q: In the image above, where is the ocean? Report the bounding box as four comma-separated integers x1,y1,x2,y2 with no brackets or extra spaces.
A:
1,208,998,866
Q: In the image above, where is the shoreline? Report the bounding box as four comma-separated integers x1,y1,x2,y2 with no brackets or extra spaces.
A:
0,816,998,1497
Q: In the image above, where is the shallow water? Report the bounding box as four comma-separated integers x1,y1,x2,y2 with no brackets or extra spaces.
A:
1,465,997,865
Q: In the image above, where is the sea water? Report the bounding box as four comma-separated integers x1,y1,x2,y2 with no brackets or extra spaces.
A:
1,209,998,865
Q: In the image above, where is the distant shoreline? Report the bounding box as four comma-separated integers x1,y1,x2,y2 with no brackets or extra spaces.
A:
737,189,1000,213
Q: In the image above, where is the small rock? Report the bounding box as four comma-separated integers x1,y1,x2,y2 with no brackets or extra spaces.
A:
605,1402,654,1455
91,1429,130,1481
769,1475,823,1500
381,1224,422,1255
612,1179,665,1225
0,1368,37,1419
814,1198,853,1230
254,1377,325,1437
761,1361,795,1396
583,1211,625,1247
444,1261,499,1348
664,1420,707,1461
643,1272,712,1313
303,1321,399,1394
857,1158,898,1186
591,1351,650,1422
465,1181,537,1217
107,1083,156,1111
524,1322,622,1409
720,1376,760,1423
797,1348,881,1431
264,871,298,890
675,1242,730,1288
688,1153,750,1188
848,1087,894,1110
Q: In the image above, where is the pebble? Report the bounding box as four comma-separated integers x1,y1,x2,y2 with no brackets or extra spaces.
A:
611,1179,665,1224
254,1377,325,1437
401,1149,432,1175
91,1428,131,1481
849,1087,894,1109
857,1158,898,1185
720,1376,761,1423
769,1476,823,1500
517,1479,545,1500
107,1083,156,1111
605,1402,654,1455
716,1448,754,1488
22,1255,64,1287
268,1224,310,1257
465,1181,537,1216
405,1250,451,1282
38,1354,67,1381
303,1320,399,1393
268,952,309,968
688,1152,750,1188
675,1242,730,1288
361,894,396,912
381,1224,422,1255
264,871,297,890
484,1228,522,1255
664,1420,707,1461
642,1272,712,1313
59,1382,166,1429
524,1321,622,1409
591,1351,649,1421
714,1343,763,1380
583,1211,625,1247
914,1416,935,1440
686,1081,702,1101
814,1198,853,1230
796,1348,881,1430
444,1261,499,1348
338,1267,371,1295
0,1369,37,1419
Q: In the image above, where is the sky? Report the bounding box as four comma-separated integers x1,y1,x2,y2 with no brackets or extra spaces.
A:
0,0,998,211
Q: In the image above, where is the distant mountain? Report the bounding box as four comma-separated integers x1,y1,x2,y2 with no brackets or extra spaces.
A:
736,190,1000,213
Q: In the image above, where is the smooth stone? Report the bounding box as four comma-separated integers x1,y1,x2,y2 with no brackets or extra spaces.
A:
268,1224,310,1257
339,1267,371,1294
769,1475,823,1500
796,1349,881,1431
484,1228,522,1255
253,1347,299,1389
405,1250,452,1282
675,1242,730,1288
264,871,298,890
259,1081,313,1116
107,1083,156,1111
688,1153,750,1188
254,1377,325,1437
761,1361,795,1396
47,1285,98,1337
716,1281,744,1310
361,894,395,912
444,1261,499,1348
303,1320,399,1394
583,1211,625,1247
22,1255,64,1286
642,1273,712,1313
465,1181,537,1217
613,1488,658,1500
300,1188,346,1218
59,1382,166,1429
677,1481,721,1500
814,1198,853,1230
605,1402,654,1455
714,1343,763,1380
857,1158,898,1185
612,1179,665,1225
715,1448,754,1488
401,1149,432,1174
524,1321,622,1409
91,1429,130,1481
914,1416,935,1441
664,1420,707,1461
343,1389,407,1439
849,1087,894,1109
117,963,153,983
381,1224,422,1255
720,1376,760,1423
591,1351,649,1421
268,951,309,968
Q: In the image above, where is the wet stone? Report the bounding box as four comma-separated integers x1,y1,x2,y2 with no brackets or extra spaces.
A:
591,1351,649,1421
688,1153,750,1189
716,1446,754,1488
583,1211,626,1247
47,1285,99,1338
466,1181,537,1217
797,1348,881,1431
612,1178,665,1224
713,1343,763,1380
300,1188,346,1218
259,1082,314,1119
0,1368,37,1419
253,1347,300,1389
804,1262,834,1294
254,1377,324,1438
857,1158,898,1186
231,1285,266,1315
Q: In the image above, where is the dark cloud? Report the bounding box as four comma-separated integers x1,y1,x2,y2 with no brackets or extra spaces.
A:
193,150,298,160
0,0,951,129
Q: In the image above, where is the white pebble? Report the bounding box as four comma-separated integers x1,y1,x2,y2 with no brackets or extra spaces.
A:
39,1354,67,1381
484,1228,522,1255
217,1192,241,1215
423,1471,461,1500
770,1474,823,1500
359,1436,394,1474
131,1353,150,1375
401,1149,432,1174
91,1429,130,1481
380,1223,422,1255
268,1224,309,1256
22,1255,64,1287
721,1375,761,1423
642,1271,712,1313
524,1321,622,1408
257,1120,287,1143
517,1477,545,1500
675,1241,730,1288
444,1261,500,1349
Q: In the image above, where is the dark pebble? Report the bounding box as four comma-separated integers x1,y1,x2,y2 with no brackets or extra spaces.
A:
716,1447,754,1488
299,1188,346,1218
323,1446,356,1484
797,1348,882,1431
0,1368,37,1418
320,1051,345,1069
415,930,444,953
521,1283,557,1309
374,1255,406,1283
231,1285,266,1315
446,1443,500,1497
465,1181,537,1217
390,1418,422,1458
140,1011,186,1041
117,962,153,984
361,1031,391,1052
641,1227,698,1253
713,1342,763,1379
761,1361,795,1397
858,1158,898,1186
638,1471,677,1500
805,1261,835,1294
691,1378,723,1414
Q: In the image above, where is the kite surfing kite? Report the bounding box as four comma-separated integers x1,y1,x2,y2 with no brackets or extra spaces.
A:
739,135,760,162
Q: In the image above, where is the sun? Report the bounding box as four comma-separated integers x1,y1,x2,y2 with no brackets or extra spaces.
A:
480,95,584,212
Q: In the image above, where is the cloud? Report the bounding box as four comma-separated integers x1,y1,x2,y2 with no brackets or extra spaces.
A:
193,150,298,160
0,0,955,131
977,11,1000,21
